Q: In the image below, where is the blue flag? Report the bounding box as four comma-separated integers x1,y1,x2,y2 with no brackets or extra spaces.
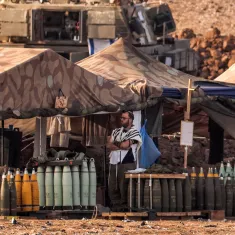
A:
140,120,161,169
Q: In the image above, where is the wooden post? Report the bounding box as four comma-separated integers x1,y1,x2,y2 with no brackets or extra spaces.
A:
1,120,4,166
183,79,194,169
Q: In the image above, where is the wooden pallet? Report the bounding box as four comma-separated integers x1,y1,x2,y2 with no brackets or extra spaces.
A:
125,174,186,179
102,212,148,220
156,211,202,217
0,216,37,220
155,211,201,220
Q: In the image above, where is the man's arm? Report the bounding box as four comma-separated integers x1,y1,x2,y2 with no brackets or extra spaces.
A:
106,136,120,151
106,137,133,151
119,140,135,150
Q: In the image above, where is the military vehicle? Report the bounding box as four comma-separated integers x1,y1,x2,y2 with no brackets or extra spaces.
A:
0,1,199,73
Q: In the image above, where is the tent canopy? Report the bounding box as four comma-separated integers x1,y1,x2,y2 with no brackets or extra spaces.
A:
0,39,206,120
1,39,233,121
0,46,146,119
78,38,205,99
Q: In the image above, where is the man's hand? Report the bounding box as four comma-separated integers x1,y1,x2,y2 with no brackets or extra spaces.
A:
119,140,131,150
106,137,120,151
107,137,133,151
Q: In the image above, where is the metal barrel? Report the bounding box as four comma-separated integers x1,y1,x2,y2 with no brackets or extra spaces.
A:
225,175,233,216
72,165,80,209
220,175,226,210
89,158,96,207
127,178,136,210
15,168,22,211
144,179,150,209
62,166,73,210
45,166,54,210
168,179,176,212
37,166,45,210
183,173,192,212
54,166,63,210
31,168,39,211
175,179,183,212
81,158,89,207
190,167,197,210
161,179,169,212
233,177,235,216
152,179,161,212
7,170,11,182
214,168,222,210
135,177,144,209
219,161,225,178
0,174,10,215
205,168,215,210
21,168,32,212
9,174,17,216
225,161,232,184
196,167,205,210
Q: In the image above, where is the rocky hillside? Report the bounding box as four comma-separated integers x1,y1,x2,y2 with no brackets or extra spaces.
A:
165,0,235,36
147,0,235,79
177,28,235,79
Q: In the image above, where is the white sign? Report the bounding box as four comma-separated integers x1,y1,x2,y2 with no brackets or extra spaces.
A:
180,121,194,146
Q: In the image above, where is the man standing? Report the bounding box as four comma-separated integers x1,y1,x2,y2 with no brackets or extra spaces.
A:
107,111,142,211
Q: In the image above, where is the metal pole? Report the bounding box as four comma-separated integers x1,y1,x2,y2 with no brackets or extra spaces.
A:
1,120,4,166
39,117,42,156
79,11,83,43
104,146,107,206
163,22,166,45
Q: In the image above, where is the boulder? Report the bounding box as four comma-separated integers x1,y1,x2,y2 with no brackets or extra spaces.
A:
205,27,221,39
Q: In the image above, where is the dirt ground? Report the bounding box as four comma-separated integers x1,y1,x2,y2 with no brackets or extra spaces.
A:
1,218,235,235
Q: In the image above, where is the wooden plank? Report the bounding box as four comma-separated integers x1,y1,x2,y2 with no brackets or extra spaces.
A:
102,212,148,217
156,211,201,217
0,9,28,23
88,11,115,25
0,216,37,220
88,25,115,39
0,23,28,37
157,212,187,217
125,174,186,179
187,211,201,216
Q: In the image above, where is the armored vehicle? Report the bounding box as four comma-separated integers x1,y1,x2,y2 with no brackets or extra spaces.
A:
0,1,199,73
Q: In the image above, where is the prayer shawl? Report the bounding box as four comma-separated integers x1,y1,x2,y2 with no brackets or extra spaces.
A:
109,126,142,165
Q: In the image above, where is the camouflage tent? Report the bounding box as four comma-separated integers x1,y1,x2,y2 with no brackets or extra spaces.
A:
78,38,205,99
0,39,205,120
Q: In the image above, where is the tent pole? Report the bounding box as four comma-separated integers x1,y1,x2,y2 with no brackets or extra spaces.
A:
104,146,107,207
1,120,4,166
183,79,193,169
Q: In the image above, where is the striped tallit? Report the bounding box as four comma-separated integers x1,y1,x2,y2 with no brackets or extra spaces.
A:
109,126,142,165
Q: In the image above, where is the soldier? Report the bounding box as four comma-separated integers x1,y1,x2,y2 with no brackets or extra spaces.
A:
107,111,142,211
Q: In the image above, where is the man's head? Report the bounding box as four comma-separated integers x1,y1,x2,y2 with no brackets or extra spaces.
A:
120,111,134,128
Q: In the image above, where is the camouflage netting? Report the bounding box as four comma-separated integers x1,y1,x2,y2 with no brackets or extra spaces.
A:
0,38,206,120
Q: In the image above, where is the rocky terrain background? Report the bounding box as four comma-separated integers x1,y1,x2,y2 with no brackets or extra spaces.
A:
150,0,235,80
165,0,235,36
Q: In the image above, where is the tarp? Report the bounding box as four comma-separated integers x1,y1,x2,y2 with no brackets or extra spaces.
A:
78,38,204,99
194,64,235,98
0,38,208,120
0,45,153,119
215,64,235,83
197,64,235,139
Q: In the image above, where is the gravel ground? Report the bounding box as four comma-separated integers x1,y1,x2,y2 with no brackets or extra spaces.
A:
1,218,235,235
